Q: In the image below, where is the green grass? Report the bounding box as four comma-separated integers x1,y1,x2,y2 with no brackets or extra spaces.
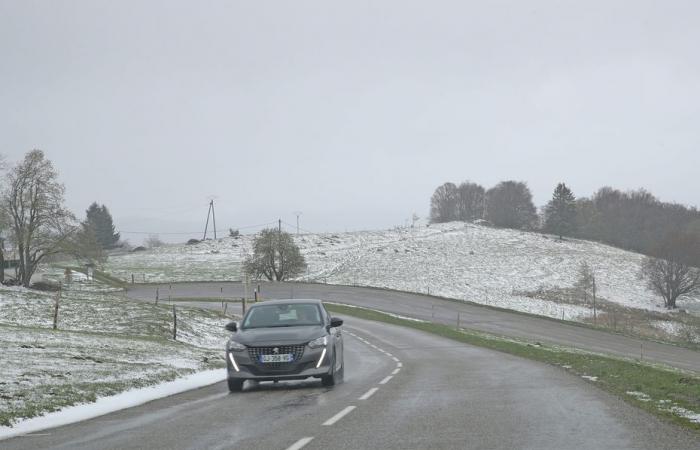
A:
165,297,242,303
326,303,700,432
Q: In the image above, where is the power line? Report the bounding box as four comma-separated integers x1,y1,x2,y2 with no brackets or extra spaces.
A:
120,221,280,236
280,220,314,234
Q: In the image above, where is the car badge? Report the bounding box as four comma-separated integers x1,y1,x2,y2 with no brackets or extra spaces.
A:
273,347,279,354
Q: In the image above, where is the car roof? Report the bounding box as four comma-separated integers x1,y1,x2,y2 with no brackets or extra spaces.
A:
248,298,324,307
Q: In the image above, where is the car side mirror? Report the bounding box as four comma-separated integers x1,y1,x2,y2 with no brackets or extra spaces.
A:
225,321,237,332
330,317,343,328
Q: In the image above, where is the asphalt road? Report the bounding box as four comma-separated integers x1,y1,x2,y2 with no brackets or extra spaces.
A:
4,316,697,449
129,282,700,373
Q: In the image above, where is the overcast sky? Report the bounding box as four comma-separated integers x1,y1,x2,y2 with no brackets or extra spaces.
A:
1,1,698,243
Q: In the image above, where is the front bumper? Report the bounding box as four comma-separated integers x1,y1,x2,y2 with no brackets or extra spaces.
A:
226,346,331,381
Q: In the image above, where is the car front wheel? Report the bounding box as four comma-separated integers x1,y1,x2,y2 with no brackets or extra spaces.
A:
321,355,343,386
228,378,244,392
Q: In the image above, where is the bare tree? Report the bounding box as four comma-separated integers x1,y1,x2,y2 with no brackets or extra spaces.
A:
3,150,75,287
429,182,458,223
485,181,537,230
145,234,164,248
244,228,306,281
456,181,485,222
638,234,700,309
575,261,597,322
60,223,107,268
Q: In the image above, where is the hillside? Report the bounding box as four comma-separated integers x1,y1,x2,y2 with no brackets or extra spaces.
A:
101,222,700,322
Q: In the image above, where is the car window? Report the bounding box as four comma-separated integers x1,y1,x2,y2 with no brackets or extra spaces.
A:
243,304,322,329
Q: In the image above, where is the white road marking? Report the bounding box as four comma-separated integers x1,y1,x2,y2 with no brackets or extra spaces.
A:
391,368,400,375
392,356,400,362
286,437,314,450
379,375,393,385
323,406,357,426
359,387,379,400
386,353,393,357
397,362,403,368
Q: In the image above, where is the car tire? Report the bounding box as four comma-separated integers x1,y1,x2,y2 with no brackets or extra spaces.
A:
228,378,244,392
321,355,343,386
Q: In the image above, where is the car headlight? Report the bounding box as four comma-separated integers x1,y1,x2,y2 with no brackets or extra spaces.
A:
227,340,246,352
308,336,327,349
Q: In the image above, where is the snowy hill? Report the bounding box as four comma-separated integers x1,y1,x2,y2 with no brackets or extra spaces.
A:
103,222,700,320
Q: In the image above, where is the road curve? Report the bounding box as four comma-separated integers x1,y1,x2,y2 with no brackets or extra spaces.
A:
4,316,697,449
128,281,700,373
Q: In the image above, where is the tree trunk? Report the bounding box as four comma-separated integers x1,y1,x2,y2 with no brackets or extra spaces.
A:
0,243,4,284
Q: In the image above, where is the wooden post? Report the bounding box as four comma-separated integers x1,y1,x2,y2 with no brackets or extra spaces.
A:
242,297,247,316
223,302,228,316
53,285,62,330
244,275,248,306
131,274,135,284
156,288,159,305
172,305,177,340
592,278,597,325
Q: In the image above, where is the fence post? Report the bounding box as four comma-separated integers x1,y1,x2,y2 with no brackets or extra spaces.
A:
155,288,159,305
242,297,247,316
53,285,62,330
172,305,177,340
223,302,228,315
131,274,135,284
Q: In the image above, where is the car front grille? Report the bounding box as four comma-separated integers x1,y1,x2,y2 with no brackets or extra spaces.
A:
248,345,306,367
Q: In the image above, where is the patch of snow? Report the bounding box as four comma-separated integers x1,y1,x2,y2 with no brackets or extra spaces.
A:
581,375,598,382
664,406,700,424
0,369,226,440
626,391,651,402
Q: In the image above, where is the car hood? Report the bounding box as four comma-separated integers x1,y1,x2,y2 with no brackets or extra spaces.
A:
232,325,325,346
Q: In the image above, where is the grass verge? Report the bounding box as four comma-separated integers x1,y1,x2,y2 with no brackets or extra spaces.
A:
326,303,700,432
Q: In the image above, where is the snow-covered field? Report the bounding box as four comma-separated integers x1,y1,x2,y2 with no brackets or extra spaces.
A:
0,284,230,428
103,222,700,321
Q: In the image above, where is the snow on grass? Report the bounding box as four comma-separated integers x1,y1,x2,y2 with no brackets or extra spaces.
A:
665,406,700,424
650,320,700,343
102,222,700,320
0,369,225,440
626,391,652,402
0,285,230,428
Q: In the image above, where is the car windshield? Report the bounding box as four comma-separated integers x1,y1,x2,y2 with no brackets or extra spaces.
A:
242,303,323,329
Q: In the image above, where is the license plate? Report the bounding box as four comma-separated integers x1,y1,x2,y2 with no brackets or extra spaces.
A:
260,354,293,363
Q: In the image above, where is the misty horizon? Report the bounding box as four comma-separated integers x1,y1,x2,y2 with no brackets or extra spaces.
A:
2,1,699,243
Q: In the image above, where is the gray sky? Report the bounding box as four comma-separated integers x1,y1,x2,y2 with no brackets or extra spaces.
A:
1,1,699,243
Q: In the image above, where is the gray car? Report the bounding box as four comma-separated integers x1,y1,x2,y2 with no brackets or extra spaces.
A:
224,299,344,392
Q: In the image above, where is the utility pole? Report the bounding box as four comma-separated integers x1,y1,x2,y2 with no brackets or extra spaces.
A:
293,211,302,235
202,199,217,240
212,200,217,240
279,219,282,234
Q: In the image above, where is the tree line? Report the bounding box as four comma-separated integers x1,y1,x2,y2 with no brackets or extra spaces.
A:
430,180,700,308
